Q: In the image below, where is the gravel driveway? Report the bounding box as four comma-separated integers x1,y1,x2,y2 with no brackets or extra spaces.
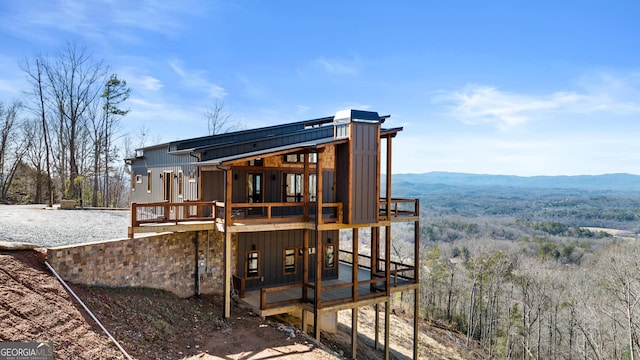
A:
0,204,130,247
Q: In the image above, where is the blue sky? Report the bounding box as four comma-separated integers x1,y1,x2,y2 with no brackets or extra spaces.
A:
1,0,639,176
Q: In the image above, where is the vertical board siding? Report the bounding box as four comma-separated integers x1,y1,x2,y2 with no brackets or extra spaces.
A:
351,123,378,224
238,230,338,290
201,170,224,201
130,147,199,204
335,143,350,222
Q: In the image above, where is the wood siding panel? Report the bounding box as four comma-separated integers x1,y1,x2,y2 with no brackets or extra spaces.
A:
351,123,378,224
201,170,224,201
237,230,338,290
335,143,350,222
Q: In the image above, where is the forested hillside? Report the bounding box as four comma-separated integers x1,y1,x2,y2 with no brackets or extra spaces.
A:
384,172,640,359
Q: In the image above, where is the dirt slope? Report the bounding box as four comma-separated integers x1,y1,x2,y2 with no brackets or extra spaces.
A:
0,250,126,359
1,249,486,359
0,250,338,359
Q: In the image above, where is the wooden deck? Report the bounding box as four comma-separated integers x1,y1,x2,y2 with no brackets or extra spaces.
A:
128,199,419,236
239,263,417,317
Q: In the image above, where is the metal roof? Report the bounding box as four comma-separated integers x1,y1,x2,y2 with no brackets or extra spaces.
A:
193,136,342,166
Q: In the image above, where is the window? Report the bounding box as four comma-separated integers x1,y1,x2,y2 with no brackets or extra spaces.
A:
308,174,317,202
188,166,197,183
135,175,142,183
284,173,303,202
325,244,335,269
284,173,317,202
147,170,152,193
284,248,296,274
248,158,263,166
284,153,317,163
335,123,350,139
247,251,259,278
177,171,184,198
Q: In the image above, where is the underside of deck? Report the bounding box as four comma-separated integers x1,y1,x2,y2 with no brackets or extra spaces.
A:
238,263,418,317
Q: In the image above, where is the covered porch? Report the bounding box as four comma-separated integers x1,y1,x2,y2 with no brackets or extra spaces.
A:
237,253,417,318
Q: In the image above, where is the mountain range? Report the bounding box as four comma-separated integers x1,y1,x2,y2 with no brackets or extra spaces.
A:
391,172,640,193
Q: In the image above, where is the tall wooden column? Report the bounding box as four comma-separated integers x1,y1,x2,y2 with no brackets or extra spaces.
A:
414,199,420,360
352,307,358,359
224,168,233,319
314,150,324,340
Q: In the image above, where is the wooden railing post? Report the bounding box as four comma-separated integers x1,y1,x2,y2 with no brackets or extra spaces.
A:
131,203,137,227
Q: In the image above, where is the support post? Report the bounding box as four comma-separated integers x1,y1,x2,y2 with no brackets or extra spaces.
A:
385,300,390,360
303,229,309,302
314,232,323,340
353,228,359,302
375,303,380,350
224,169,233,319
414,288,419,360
414,198,420,360
302,309,308,334
352,307,358,359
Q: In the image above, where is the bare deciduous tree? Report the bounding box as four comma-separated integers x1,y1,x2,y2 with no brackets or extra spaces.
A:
0,100,28,202
44,43,106,201
204,100,243,135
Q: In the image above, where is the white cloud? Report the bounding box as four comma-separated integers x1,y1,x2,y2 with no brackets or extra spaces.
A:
435,72,640,131
311,56,359,76
169,61,227,99
0,0,207,44
124,75,163,92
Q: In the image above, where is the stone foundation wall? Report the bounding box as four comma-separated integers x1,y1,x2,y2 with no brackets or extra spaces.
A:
47,230,234,298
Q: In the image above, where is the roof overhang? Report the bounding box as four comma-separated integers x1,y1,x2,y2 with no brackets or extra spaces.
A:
194,137,346,167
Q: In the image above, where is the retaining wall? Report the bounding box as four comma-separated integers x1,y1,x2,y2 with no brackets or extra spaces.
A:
47,230,235,298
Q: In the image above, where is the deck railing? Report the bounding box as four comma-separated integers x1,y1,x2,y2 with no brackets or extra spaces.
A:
339,249,416,286
255,250,416,310
228,202,343,225
379,198,419,220
130,201,224,227
131,201,344,227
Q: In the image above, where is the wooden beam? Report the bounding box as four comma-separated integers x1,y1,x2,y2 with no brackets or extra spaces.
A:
386,225,391,297
353,228,359,302
385,300,390,360
375,303,380,351
376,124,381,223
224,230,232,319
386,136,392,218
303,229,309,304
414,198,420,360
303,152,309,220
224,169,233,319
314,230,323,340
316,150,324,225
352,307,358,359
414,288,419,360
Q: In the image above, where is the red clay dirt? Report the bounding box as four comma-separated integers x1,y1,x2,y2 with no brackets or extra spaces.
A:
0,250,338,359
1,249,485,359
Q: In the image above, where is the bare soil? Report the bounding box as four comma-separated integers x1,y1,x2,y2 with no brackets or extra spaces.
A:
1,249,486,359
0,250,337,359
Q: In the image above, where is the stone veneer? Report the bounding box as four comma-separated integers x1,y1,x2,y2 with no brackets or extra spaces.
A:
47,230,235,298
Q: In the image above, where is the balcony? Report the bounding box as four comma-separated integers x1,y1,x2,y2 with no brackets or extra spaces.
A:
128,198,418,236
237,250,417,317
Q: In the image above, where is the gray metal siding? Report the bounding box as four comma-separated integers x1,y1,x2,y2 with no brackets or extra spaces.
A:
129,147,198,204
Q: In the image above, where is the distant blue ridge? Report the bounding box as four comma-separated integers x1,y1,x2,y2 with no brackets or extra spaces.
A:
385,172,640,193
